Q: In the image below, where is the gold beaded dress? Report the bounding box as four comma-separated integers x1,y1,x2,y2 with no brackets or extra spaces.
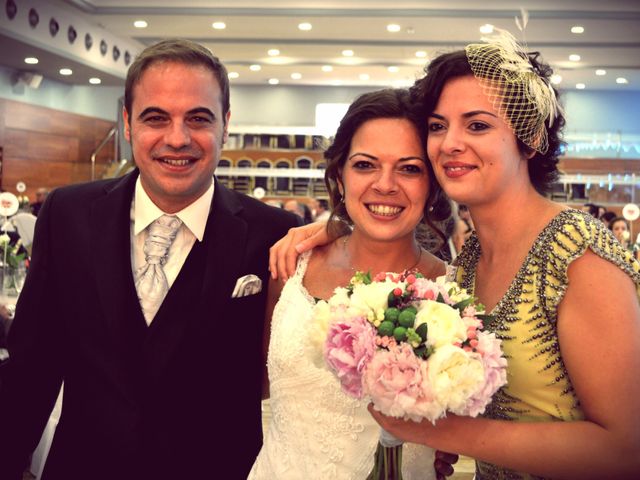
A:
451,209,640,480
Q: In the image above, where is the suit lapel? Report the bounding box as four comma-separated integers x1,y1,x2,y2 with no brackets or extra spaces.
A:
90,171,147,368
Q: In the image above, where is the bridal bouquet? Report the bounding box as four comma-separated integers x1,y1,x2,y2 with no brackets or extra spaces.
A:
312,270,507,479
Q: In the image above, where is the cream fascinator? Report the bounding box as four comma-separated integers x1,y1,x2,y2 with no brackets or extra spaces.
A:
465,28,562,154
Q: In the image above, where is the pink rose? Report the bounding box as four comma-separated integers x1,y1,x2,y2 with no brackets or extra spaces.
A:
324,316,377,398
364,343,441,422
458,332,508,417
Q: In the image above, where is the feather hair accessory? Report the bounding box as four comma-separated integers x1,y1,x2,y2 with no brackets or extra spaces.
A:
464,28,562,154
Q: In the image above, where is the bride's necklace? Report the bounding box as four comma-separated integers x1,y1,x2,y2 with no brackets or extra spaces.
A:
342,235,422,273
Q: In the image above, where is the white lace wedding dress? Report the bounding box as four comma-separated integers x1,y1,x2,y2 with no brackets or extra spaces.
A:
248,251,436,480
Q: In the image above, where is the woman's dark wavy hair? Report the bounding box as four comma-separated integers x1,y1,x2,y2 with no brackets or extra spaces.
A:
411,50,565,195
324,88,451,242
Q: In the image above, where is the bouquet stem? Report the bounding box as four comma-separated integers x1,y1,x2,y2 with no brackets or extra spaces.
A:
366,442,403,480
367,429,404,480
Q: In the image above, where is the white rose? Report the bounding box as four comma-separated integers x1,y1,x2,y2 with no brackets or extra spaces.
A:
416,300,467,348
328,287,351,308
428,344,485,412
349,280,404,323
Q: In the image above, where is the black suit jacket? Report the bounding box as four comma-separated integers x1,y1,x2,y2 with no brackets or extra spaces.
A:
0,171,299,480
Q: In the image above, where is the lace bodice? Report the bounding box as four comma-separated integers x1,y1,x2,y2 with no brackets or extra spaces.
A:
249,250,435,479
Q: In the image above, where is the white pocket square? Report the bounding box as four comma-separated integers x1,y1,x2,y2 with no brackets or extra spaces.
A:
231,274,262,298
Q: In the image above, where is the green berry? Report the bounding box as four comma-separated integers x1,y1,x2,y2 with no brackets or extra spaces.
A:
404,305,418,315
393,326,407,342
384,307,400,324
378,321,395,337
398,310,416,328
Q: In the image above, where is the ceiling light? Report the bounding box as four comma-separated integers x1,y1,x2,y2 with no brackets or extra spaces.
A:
133,20,147,28
415,51,427,58
212,21,226,30
550,74,562,85
298,22,312,31
595,69,607,76
249,64,261,71
24,57,38,64
291,72,302,80
59,68,72,76
89,77,101,84
576,83,586,89
569,54,581,62
616,77,629,84
570,26,584,34
342,49,354,57
321,65,333,72
268,49,280,56
387,66,399,73
479,24,494,34
228,71,239,79
387,24,401,33
268,78,279,85
359,73,370,81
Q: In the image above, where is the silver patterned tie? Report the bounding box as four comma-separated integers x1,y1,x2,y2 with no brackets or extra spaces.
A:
135,214,182,324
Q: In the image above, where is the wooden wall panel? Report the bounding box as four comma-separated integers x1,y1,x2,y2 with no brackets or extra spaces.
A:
0,98,117,201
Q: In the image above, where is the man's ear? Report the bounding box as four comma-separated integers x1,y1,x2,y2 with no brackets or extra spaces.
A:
222,110,231,144
123,107,131,142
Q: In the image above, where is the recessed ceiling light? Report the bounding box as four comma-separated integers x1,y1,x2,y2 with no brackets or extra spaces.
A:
576,83,586,89
570,26,584,34
298,22,312,31
268,49,280,56
569,54,581,62
133,20,147,28
387,66,399,73
342,49,354,57
479,24,494,34
321,65,333,72
595,69,607,76
24,57,38,64
212,21,226,30
291,72,302,80
387,24,401,33
59,68,73,76
616,77,629,84
359,73,370,81
268,78,279,85
228,71,239,79
550,74,562,84
249,64,261,71
415,51,427,58
88,77,101,85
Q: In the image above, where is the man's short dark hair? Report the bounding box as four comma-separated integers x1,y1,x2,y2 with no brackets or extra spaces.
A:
124,39,230,125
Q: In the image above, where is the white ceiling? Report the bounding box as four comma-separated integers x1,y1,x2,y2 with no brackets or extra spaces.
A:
2,0,640,91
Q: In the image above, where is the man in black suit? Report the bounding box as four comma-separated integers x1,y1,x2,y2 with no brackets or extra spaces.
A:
0,39,299,480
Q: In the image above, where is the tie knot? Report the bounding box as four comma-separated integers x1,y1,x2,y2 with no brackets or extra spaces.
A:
144,215,182,264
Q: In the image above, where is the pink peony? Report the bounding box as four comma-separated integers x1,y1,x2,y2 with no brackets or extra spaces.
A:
364,343,442,422
458,331,508,417
324,316,377,398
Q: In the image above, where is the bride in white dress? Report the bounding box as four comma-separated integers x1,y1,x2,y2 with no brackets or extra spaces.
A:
249,89,453,479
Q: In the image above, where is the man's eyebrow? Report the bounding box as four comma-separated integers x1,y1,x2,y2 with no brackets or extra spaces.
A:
187,107,215,118
138,107,168,119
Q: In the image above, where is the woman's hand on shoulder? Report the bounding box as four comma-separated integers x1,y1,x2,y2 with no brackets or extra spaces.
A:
269,221,330,281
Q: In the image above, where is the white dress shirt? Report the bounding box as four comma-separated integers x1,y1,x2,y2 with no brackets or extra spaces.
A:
130,177,214,316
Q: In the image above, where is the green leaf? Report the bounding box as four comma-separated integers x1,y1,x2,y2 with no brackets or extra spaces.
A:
415,322,428,341
452,297,474,311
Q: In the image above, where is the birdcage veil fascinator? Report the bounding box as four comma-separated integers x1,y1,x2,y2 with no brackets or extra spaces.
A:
464,28,562,154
